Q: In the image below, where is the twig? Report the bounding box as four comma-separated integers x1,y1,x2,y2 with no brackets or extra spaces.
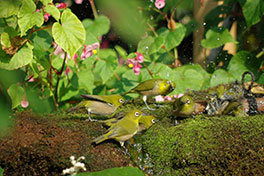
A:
54,54,67,105
89,0,98,18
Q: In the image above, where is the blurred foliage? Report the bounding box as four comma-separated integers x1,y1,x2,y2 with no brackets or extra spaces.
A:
76,167,144,176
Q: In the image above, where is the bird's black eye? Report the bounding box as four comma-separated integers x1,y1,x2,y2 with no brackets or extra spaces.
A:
186,99,190,104
135,112,140,116
119,98,124,103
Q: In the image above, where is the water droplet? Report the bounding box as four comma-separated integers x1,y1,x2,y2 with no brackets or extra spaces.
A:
217,38,220,41
150,15,154,20
203,22,206,26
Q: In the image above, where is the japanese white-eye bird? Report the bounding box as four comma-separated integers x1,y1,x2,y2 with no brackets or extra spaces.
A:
100,115,157,132
93,109,144,146
126,79,175,110
174,95,195,117
67,94,126,121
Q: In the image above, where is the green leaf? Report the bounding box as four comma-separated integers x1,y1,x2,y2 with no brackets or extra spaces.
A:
0,43,33,70
1,32,11,48
114,45,127,59
7,84,24,109
0,0,21,18
52,9,86,58
94,60,115,84
240,0,264,27
18,0,44,36
78,69,94,94
40,0,52,5
82,15,110,38
44,5,60,21
184,19,199,37
31,30,52,52
210,69,236,87
137,36,154,56
227,51,261,81
0,166,4,175
76,167,144,176
148,36,165,55
201,27,237,49
159,23,186,50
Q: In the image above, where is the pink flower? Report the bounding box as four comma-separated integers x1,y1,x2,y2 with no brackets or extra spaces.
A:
135,52,144,63
200,0,203,5
164,96,172,101
155,0,165,9
81,43,99,60
126,58,135,68
155,95,164,102
173,94,184,99
21,94,29,108
56,3,67,9
75,0,83,4
65,66,71,75
28,76,35,82
44,12,50,22
133,62,142,75
126,52,144,75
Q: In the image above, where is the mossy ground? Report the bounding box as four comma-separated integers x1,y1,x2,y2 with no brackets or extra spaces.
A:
0,99,264,175
140,115,264,175
0,111,130,176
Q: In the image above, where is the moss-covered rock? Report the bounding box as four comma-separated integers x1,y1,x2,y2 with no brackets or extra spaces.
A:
0,112,130,175
141,115,264,175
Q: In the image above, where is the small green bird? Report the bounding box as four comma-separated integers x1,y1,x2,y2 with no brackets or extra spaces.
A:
67,94,126,121
174,95,195,117
100,115,157,132
93,109,145,146
126,79,175,110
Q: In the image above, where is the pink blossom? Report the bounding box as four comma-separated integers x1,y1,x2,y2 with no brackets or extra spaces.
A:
75,0,83,4
126,58,135,68
200,0,203,5
36,9,41,12
28,76,35,82
44,13,50,22
173,94,184,99
155,0,165,9
155,95,164,102
81,43,99,60
164,96,172,101
56,3,67,9
135,52,144,63
21,95,29,108
133,62,142,75
65,66,71,75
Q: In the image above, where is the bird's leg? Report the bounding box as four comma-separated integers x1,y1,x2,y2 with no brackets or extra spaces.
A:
87,109,97,122
143,96,155,111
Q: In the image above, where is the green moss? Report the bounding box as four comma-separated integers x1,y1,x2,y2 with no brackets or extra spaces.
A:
141,115,264,175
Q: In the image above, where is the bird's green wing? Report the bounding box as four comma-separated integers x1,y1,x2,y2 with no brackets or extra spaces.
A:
80,95,108,104
107,119,138,138
131,79,161,92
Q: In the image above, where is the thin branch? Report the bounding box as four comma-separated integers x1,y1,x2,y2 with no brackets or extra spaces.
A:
89,0,98,18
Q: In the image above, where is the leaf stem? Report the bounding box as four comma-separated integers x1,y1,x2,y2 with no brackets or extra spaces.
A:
54,53,67,105
143,62,153,78
89,0,98,18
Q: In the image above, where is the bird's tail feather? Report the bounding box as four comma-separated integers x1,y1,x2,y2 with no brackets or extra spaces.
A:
93,134,107,144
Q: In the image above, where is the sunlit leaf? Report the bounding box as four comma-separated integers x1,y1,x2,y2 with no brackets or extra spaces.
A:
40,0,52,5
52,9,86,58
78,69,94,94
44,4,60,21
0,43,33,70
0,0,21,18
18,0,44,36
